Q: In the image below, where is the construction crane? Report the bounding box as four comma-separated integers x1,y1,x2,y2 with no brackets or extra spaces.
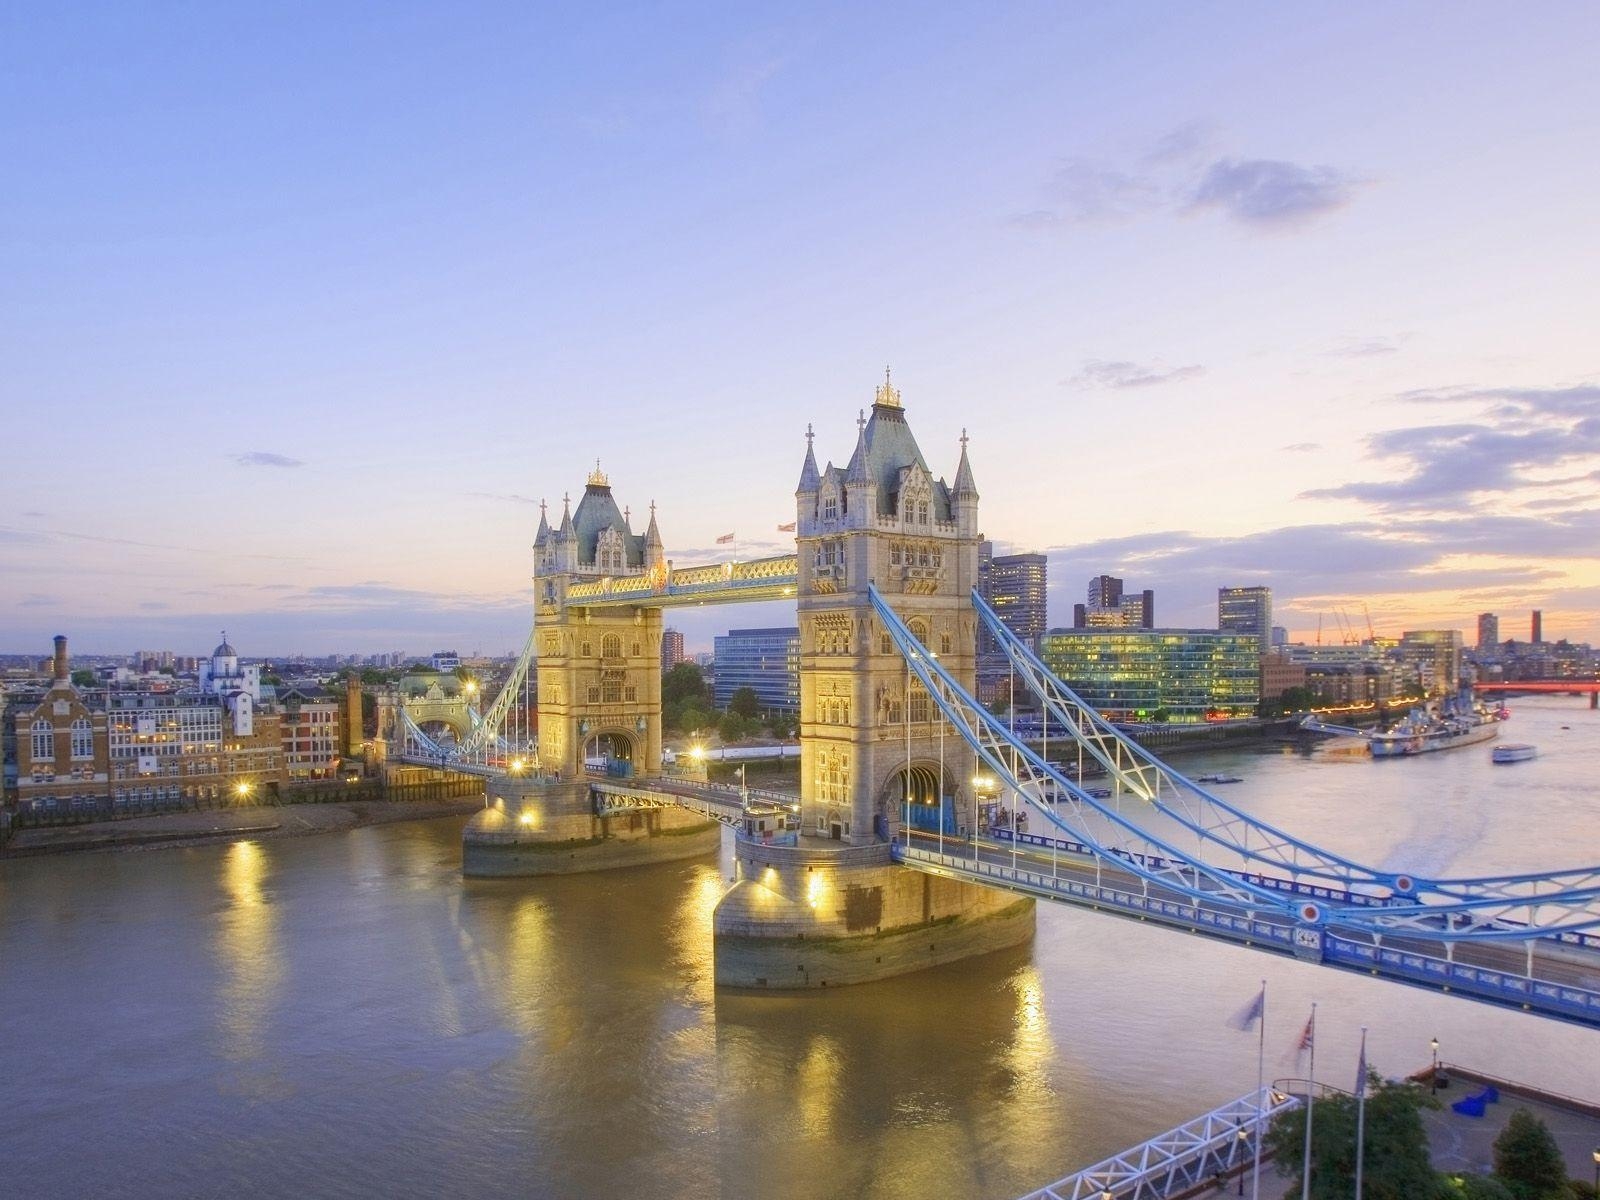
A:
1362,602,1377,643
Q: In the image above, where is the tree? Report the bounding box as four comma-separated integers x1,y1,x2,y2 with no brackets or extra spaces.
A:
70,668,96,688
662,663,709,707
728,686,761,719
1492,1108,1567,1200
1265,1077,1440,1200
719,711,748,741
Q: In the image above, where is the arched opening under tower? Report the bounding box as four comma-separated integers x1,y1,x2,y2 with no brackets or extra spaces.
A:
418,719,463,747
583,730,636,777
887,762,959,836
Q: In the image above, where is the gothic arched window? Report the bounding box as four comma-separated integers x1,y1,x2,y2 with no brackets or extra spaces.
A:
71,718,94,760
601,634,622,659
31,719,52,762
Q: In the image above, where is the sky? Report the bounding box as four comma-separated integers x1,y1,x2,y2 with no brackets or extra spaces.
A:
3,2,1599,657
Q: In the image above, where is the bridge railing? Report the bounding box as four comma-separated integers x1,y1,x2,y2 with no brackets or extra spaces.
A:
1015,1085,1298,1200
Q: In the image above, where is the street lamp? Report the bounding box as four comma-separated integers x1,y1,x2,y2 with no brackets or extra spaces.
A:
1591,1147,1598,1198
1430,1037,1440,1094
235,780,251,801
1236,1124,1249,1195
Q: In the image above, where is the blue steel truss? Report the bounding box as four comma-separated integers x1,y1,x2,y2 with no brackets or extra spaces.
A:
970,590,1600,907
870,586,1600,943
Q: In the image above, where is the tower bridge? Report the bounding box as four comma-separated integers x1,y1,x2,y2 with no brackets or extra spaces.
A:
394,374,1600,1023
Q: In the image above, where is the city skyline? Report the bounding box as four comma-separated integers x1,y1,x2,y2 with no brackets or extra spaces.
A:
5,4,1599,654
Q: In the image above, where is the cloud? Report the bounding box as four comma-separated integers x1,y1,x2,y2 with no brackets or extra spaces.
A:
1042,516,1582,631
467,491,541,506
1012,129,1361,233
1281,442,1321,453
1186,158,1358,228
1140,120,1213,166
1326,336,1406,358
1010,159,1165,227
1302,382,1600,512
1069,359,1204,389
234,451,304,468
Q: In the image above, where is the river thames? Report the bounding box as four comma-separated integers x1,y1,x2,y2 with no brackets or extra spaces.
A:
3,696,1597,1199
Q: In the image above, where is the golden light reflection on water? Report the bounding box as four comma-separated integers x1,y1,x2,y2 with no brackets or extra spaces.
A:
495,893,553,1039
671,866,725,1006
794,1032,844,1141
213,840,282,1065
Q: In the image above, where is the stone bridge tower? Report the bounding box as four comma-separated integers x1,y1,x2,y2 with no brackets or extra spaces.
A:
793,372,982,844
530,464,667,778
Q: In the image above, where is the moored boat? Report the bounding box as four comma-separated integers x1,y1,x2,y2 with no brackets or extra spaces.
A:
1368,689,1505,758
1491,743,1537,764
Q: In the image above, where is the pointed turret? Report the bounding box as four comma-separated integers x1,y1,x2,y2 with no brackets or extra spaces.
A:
796,423,821,495
533,498,551,548
644,500,665,570
950,428,980,537
845,409,871,486
952,428,978,499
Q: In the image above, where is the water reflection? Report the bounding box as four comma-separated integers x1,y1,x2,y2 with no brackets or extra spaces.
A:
212,840,283,1083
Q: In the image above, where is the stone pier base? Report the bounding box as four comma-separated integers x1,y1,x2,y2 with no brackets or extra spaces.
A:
713,837,1035,988
462,778,721,877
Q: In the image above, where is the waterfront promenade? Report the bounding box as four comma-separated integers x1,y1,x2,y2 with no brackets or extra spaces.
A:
0,796,485,857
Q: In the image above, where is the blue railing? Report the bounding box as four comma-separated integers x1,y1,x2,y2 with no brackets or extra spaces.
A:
1323,934,1600,1021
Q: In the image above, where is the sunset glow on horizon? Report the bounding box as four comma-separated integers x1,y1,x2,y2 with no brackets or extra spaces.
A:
4,4,1598,655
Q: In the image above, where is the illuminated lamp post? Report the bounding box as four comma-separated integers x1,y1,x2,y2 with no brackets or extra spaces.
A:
1430,1037,1440,1094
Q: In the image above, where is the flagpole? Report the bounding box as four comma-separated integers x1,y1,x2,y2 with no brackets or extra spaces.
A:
1252,980,1266,1200
1354,1026,1368,1200
1301,1002,1317,1200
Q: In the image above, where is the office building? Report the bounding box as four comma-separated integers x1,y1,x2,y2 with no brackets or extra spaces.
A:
988,552,1048,648
1039,629,1261,721
712,627,800,714
1398,629,1464,694
1218,586,1272,648
1531,610,1543,644
1477,612,1499,651
1073,574,1154,629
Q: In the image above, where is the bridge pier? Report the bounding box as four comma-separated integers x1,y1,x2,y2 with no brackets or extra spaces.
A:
712,836,1034,989
463,776,721,877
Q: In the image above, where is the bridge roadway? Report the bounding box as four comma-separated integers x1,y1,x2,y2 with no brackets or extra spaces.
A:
897,829,1600,1029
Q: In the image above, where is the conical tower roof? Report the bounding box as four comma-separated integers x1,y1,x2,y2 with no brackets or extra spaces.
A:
797,424,821,493
952,429,978,498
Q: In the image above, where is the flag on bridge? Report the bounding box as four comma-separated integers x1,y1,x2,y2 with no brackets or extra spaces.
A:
777,522,796,532
1229,984,1265,1032
716,532,735,544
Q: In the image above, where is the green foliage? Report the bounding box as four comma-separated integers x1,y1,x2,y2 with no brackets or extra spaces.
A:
1439,1175,1516,1200
767,711,796,739
1491,1108,1568,1200
70,668,97,687
727,686,762,719
1265,1077,1440,1200
662,663,708,705
719,711,749,742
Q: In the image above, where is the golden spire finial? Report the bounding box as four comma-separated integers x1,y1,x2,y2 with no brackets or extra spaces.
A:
587,458,609,487
875,364,901,408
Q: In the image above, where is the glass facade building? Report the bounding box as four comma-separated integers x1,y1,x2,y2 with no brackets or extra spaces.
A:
712,627,800,713
1218,586,1272,646
1039,629,1262,721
